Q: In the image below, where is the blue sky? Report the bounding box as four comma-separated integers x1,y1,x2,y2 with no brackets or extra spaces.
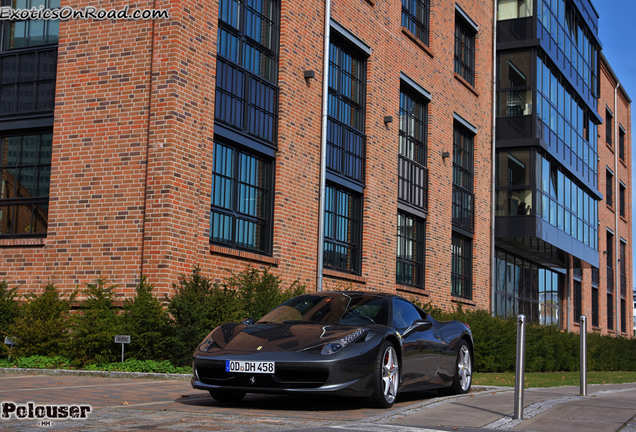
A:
593,1,636,280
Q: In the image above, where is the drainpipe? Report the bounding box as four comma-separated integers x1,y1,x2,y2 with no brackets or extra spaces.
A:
614,81,620,334
316,0,331,292
490,0,497,314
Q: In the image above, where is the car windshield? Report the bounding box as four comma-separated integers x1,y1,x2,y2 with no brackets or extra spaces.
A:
257,294,389,326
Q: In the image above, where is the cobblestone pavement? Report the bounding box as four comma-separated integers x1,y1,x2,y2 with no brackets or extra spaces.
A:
0,372,440,431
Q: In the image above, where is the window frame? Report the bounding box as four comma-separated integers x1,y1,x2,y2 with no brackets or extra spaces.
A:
451,232,472,300
323,183,362,274
452,123,474,232
396,211,425,288
209,140,274,255
0,129,52,238
402,0,430,46
454,10,476,86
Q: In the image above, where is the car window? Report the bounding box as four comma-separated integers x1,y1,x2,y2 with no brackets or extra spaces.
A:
257,294,389,325
393,298,425,329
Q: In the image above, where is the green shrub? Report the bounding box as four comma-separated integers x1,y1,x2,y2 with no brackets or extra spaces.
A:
85,359,190,374
0,279,19,359
120,276,172,361
9,283,76,358
68,278,122,365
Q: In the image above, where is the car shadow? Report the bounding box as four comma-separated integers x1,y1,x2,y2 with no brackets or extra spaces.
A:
174,389,441,412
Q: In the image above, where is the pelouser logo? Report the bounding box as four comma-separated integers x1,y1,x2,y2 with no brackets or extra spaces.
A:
1,401,91,420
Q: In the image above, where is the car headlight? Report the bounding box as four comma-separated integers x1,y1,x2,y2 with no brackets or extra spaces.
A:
321,329,368,355
198,332,218,352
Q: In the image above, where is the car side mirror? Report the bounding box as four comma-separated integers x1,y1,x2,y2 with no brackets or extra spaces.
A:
241,317,256,325
403,319,433,337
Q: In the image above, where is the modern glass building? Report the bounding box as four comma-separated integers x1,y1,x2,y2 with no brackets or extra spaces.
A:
494,0,602,327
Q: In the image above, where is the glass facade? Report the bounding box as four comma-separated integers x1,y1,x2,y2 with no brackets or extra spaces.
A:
495,250,561,325
537,0,598,101
536,55,598,187
536,153,597,250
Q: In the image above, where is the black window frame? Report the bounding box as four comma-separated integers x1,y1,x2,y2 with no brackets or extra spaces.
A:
323,183,362,275
619,126,625,161
573,279,582,323
591,266,599,327
606,169,613,209
396,211,425,288
398,86,428,212
607,231,614,295
402,0,430,46
620,239,627,298
606,109,613,148
619,182,626,219
0,0,60,52
326,35,367,186
0,129,52,238
452,123,474,232
209,140,274,255
451,232,472,300
215,0,280,146
454,12,476,86
607,292,614,331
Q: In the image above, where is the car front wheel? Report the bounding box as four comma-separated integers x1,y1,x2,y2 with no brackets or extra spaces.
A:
371,341,399,408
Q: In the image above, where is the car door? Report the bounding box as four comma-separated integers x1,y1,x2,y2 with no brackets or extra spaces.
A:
392,298,440,390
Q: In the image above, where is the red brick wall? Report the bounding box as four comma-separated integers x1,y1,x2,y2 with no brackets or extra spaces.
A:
0,0,494,312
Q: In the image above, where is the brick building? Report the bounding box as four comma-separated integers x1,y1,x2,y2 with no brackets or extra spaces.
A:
0,0,631,336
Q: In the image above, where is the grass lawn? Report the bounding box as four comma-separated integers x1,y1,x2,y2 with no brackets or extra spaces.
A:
473,371,636,388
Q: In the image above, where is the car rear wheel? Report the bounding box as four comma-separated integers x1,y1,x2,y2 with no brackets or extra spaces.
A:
448,340,472,395
371,341,399,408
209,390,246,404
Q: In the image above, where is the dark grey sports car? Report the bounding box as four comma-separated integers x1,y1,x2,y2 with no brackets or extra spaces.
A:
191,291,473,408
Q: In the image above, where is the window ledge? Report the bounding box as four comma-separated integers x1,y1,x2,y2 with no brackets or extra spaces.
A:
396,283,428,296
364,0,375,5
451,296,476,307
620,157,627,168
323,268,366,284
606,204,615,213
0,237,47,247
454,73,479,97
620,215,628,223
606,143,614,153
209,244,279,266
401,27,434,59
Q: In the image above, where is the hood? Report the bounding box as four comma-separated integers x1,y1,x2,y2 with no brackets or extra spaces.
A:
211,322,364,352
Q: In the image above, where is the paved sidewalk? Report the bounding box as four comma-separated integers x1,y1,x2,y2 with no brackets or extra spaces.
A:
0,370,634,431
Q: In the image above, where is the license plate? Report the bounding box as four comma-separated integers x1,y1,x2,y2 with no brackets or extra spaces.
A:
225,360,275,374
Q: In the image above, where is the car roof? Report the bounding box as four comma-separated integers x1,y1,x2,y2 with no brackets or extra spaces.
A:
312,290,397,299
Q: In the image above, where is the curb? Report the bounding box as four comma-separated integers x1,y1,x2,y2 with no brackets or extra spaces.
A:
0,367,191,381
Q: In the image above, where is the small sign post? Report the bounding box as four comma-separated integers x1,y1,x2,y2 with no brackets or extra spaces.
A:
4,336,17,360
114,335,131,363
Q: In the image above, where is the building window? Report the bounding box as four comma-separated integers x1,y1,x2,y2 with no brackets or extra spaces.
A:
619,127,625,161
497,52,532,117
607,231,614,295
495,250,563,325
606,109,613,147
215,0,279,144
396,212,425,287
573,279,582,323
451,233,472,299
210,141,273,254
0,132,51,236
326,37,366,185
402,0,430,46
620,182,626,218
497,0,533,20
496,150,532,216
620,240,627,297
454,12,476,86
591,267,599,327
398,88,427,211
621,298,626,333
607,293,614,330
606,169,613,209
0,0,59,51
324,184,361,274
452,124,474,231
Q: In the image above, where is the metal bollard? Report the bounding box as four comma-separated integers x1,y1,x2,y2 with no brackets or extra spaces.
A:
580,315,587,396
514,314,526,420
